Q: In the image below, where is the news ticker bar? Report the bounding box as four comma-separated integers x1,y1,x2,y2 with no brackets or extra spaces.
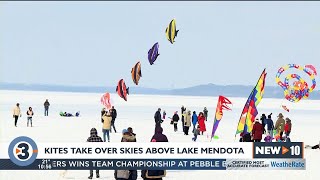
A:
0,159,306,170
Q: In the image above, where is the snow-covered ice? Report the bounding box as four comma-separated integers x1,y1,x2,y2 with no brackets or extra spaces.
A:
0,90,319,180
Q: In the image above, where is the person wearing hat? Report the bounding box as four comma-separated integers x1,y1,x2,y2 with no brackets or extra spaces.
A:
86,128,103,179
274,113,285,140
252,118,264,142
115,128,137,180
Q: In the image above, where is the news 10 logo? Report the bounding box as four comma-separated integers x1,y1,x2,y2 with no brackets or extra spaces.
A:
253,142,303,159
8,136,38,166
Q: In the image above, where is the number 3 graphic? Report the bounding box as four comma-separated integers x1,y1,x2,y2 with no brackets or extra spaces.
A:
17,143,30,160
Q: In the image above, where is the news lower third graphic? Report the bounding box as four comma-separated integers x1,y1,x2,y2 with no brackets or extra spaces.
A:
0,136,305,170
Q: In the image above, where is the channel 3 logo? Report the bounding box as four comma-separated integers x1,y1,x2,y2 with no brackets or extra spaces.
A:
8,136,38,166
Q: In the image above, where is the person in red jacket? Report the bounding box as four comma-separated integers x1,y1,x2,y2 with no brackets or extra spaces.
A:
284,118,292,138
198,112,206,135
252,119,264,142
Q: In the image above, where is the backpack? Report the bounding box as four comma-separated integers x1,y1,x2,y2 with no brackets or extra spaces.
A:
116,170,130,179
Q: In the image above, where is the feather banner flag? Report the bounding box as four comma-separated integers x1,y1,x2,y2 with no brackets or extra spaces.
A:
235,69,267,137
211,95,232,141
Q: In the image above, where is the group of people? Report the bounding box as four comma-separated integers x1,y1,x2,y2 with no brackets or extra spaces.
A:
240,112,292,142
154,106,207,142
12,99,50,127
87,119,168,180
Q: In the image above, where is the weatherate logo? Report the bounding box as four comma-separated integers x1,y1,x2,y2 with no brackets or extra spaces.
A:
8,136,38,166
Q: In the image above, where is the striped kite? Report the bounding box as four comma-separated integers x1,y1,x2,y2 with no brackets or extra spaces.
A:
165,19,179,44
116,79,129,101
131,61,142,85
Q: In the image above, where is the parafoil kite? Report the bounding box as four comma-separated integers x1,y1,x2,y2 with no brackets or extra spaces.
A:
148,42,159,65
165,19,179,44
211,96,232,140
116,79,129,101
275,64,317,103
131,61,142,85
101,92,112,109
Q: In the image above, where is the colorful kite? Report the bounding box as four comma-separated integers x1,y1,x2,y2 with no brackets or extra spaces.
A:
275,64,317,103
131,61,142,85
235,69,267,136
148,42,160,65
211,96,232,140
116,79,129,101
100,92,112,109
165,19,179,44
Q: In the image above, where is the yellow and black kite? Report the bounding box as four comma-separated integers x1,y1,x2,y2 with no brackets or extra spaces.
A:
165,19,179,44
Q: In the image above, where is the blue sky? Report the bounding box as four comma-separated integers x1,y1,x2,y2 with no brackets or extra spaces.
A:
1,2,320,89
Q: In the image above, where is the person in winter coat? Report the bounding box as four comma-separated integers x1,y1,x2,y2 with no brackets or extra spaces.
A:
172,111,179,132
252,119,264,142
26,107,34,127
198,112,206,135
260,114,267,133
114,129,138,180
181,106,186,115
127,127,137,142
110,106,117,133
203,107,208,121
162,111,166,120
101,108,107,122
192,111,198,133
181,106,186,130
192,125,200,142
154,108,162,127
102,111,112,142
13,103,22,127
284,118,292,137
274,113,285,140
184,110,191,135
141,126,168,180
181,110,186,132
239,132,252,142
87,128,103,179
151,126,168,142
265,113,274,139
44,99,50,116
